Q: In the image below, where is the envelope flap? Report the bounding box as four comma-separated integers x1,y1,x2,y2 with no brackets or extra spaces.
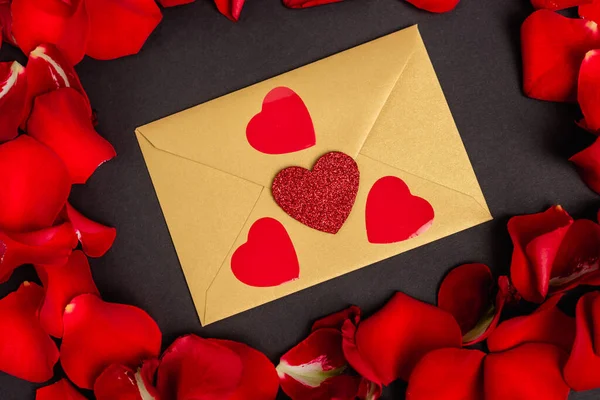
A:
136,26,422,188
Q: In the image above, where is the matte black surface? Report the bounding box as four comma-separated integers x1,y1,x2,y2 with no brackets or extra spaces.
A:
1,0,599,398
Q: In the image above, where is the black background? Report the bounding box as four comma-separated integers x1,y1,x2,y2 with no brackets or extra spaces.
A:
1,0,600,398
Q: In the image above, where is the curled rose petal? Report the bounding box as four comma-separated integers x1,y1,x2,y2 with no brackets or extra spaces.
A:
35,250,100,338
214,0,245,21
357,378,382,400
508,205,573,303
36,379,86,400
521,10,600,102
531,0,592,10
311,305,361,332
487,294,575,353
27,88,116,184
85,0,162,60
484,343,570,400
0,61,26,142
61,294,162,389
578,50,600,133
404,0,460,13
571,138,600,194
94,361,160,400
342,292,462,385
11,0,89,65
563,291,600,391
61,203,116,257
0,222,78,283
406,348,485,400
0,282,59,382
283,0,343,9
580,1,600,24
156,334,242,399
0,135,71,232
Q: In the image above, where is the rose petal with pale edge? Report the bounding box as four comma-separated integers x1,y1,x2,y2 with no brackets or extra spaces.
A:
532,0,592,10
404,0,460,13
27,88,116,184
342,292,462,385
210,339,279,400
311,305,361,332
580,1,600,24
0,61,26,141
564,291,600,391
521,10,600,102
406,348,485,400
214,0,245,21
61,294,162,389
0,135,71,232
157,334,242,399
61,203,116,257
94,361,160,400
36,379,86,400
283,0,343,9
0,282,59,382
484,343,570,400
487,294,575,353
85,0,162,60
0,222,78,283
0,2,16,46
357,378,382,400
508,205,573,303
35,250,100,338
11,0,89,65
578,50,600,133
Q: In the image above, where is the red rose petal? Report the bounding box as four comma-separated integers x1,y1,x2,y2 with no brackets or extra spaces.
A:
35,250,100,338
404,0,460,13
214,0,245,21
0,282,59,382
61,294,162,389
357,378,382,400
342,292,462,385
531,0,592,10
521,10,600,102
0,61,26,142
283,0,342,8
311,305,361,332
85,0,162,60
578,50,600,133
61,203,116,257
157,334,242,399
158,0,195,6
0,135,71,232
580,1,600,24
564,291,600,391
508,206,573,303
0,1,16,46
571,138,600,194
94,361,160,400
11,0,89,65
0,222,78,283
406,348,485,400
36,379,86,400
27,88,116,184
484,343,570,400
487,294,575,353
211,339,279,400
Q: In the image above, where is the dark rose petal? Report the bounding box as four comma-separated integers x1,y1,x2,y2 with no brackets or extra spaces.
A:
61,203,116,257
311,305,361,332
157,0,195,7
214,0,245,21
521,10,600,102
35,250,100,338
578,50,600,133
37,379,86,400
85,0,162,60
531,0,592,10
94,361,160,400
404,0,460,13
0,1,16,46
283,0,343,9
0,135,71,232
61,294,162,389
406,348,485,400
0,282,59,382
357,378,382,400
571,138,600,194
11,0,89,65
484,343,570,400
564,291,600,391
508,206,573,303
342,292,462,385
27,88,116,184
487,294,575,353
580,1,600,24
0,61,26,141
156,334,242,399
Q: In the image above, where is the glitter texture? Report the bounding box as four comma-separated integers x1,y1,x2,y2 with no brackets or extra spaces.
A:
272,151,360,234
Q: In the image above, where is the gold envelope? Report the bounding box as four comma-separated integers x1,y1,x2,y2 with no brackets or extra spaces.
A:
135,25,492,325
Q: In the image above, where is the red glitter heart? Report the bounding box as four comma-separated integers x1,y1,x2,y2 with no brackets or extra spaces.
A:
366,176,434,244
272,152,359,234
246,87,316,154
231,218,299,287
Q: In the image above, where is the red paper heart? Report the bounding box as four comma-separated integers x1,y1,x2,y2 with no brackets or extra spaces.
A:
231,217,299,287
272,152,360,234
366,176,434,244
246,87,316,154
